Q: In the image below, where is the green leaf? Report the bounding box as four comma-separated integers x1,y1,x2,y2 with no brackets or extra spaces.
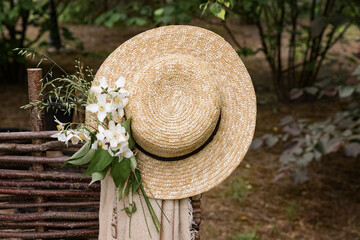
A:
124,175,132,197
130,156,137,173
125,207,132,215
132,170,142,195
67,148,96,166
216,8,226,20
265,135,279,148
110,157,131,188
210,2,221,14
62,142,91,167
130,202,137,213
139,184,161,233
69,142,90,160
338,86,354,98
118,180,126,200
83,148,114,177
305,87,318,95
154,8,164,16
122,118,135,150
237,47,255,57
210,3,226,20
89,166,110,185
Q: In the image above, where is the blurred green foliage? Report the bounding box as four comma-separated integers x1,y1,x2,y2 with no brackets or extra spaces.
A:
0,0,48,84
58,0,200,27
231,230,261,240
0,0,75,84
203,0,360,101
251,64,360,183
222,174,251,202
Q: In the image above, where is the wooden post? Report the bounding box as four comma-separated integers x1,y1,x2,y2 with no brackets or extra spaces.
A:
191,194,202,240
27,68,45,233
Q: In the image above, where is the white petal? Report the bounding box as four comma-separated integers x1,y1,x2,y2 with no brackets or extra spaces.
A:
97,111,107,122
91,141,98,149
115,124,123,133
96,132,105,142
104,103,112,113
99,77,108,88
121,141,129,147
51,133,59,139
115,76,125,88
117,134,126,142
110,139,118,148
97,94,107,104
118,108,124,118
86,104,99,113
108,149,115,156
122,98,129,106
98,125,105,133
124,149,133,158
82,131,91,141
59,133,67,142
71,136,80,145
103,130,113,139
91,86,102,94
108,121,116,131
102,144,109,150
54,116,62,125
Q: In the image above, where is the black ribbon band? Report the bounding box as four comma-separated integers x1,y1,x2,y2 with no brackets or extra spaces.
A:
136,114,221,161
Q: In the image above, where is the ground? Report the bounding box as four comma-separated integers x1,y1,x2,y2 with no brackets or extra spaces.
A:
1,20,359,240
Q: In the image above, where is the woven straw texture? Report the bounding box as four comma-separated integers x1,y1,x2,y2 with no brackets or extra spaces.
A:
91,25,256,199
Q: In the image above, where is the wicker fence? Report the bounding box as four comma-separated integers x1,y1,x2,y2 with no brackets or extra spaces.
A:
0,68,201,239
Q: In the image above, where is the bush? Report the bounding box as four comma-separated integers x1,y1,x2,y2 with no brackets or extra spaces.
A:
59,0,199,27
0,0,75,84
202,0,360,101
251,65,360,183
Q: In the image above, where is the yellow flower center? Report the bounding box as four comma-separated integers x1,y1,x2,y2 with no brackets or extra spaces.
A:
114,133,120,139
56,125,62,131
99,142,103,146
116,116,122,122
115,97,121,104
120,152,125,157
79,133,85,140
99,105,105,111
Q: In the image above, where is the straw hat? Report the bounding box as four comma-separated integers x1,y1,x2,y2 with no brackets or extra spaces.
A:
92,25,256,199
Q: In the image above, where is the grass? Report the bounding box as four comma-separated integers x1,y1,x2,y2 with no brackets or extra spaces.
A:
286,201,297,223
231,230,261,240
222,174,252,202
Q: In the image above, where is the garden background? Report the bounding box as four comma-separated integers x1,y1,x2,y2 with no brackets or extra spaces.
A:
1,0,360,239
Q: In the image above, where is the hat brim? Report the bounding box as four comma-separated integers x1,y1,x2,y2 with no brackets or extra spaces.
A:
92,25,256,199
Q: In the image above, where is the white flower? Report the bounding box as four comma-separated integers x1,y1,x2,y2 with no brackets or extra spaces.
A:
91,76,109,94
103,121,127,149
75,129,91,142
66,132,82,145
96,125,106,142
115,144,134,160
51,131,67,142
112,108,124,123
86,94,112,122
113,90,129,107
51,116,67,142
111,92,124,110
54,116,64,131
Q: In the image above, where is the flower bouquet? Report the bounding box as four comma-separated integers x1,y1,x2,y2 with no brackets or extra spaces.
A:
51,75,163,235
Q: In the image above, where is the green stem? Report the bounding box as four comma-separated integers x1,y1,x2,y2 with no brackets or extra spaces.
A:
138,193,152,238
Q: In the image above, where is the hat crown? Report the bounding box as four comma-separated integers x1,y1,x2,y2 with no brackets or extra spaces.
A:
128,54,221,158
